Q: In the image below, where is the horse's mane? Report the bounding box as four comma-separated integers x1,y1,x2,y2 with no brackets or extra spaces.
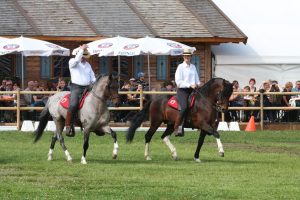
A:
195,78,233,98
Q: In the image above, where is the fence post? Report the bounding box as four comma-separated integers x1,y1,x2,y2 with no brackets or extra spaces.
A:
139,89,143,110
16,89,21,130
260,91,264,130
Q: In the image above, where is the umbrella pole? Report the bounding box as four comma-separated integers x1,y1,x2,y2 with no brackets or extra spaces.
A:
118,55,121,89
21,53,24,89
148,54,150,89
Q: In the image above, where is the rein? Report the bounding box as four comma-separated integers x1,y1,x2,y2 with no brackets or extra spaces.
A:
193,88,223,112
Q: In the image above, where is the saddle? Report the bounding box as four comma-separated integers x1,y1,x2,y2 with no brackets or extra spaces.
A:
60,91,90,109
167,94,196,110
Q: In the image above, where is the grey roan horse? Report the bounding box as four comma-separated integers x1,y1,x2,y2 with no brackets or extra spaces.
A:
34,75,120,164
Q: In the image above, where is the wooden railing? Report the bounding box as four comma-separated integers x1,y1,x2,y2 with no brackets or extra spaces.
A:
1,90,300,130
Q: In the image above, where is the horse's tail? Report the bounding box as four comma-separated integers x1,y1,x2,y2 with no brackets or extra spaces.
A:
34,101,50,143
126,100,151,143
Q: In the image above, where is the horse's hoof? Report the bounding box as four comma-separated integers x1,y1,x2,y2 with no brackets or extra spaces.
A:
219,152,224,157
47,156,53,161
81,157,87,164
194,158,201,163
145,156,152,161
112,154,117,159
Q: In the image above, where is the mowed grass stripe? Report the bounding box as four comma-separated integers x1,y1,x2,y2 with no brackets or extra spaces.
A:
0,130,299,199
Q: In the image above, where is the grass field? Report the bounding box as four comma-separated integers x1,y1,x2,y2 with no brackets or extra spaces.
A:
0,130,299,200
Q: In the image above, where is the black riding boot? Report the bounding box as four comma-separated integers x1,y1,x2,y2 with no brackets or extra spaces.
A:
65,111,75,137
174,114,185,137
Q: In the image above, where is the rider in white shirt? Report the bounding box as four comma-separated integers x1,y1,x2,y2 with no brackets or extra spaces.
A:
65,44,96,137
174,48,200,137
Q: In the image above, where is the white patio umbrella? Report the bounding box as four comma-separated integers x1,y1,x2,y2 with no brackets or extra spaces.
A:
0,37,12,55
72,36,135,86
72,36,135,57
0,36,70,88
114,36,196,88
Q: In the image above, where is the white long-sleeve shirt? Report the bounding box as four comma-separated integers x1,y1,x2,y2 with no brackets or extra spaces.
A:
175,62,200,88
69,49,96,86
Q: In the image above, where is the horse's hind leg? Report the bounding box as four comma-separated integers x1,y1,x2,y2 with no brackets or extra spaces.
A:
100,125,119,159
81,131,90,164
55,119,72,162
144,121,161,161
48,134,57,161
161,124,177,160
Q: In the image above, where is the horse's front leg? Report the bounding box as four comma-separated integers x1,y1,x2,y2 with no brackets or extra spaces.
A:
161,124,177,160
213,132,224,157
101,125,118,159
202,123,224,157
194,130,206,163
81,131,90,164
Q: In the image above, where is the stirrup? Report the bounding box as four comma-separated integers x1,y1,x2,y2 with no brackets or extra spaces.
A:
175,125,184,137
65,126,75,137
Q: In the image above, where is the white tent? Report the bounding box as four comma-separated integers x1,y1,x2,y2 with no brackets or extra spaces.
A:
212,0,300,88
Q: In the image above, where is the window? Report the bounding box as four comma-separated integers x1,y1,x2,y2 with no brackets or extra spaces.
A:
53,57,70,78
99,57,109,75
156,55,167,80
40,57,51,79
170,56,183,79
133,55,144,78
0,55,13,78
112,57,129,80
191,55,200,76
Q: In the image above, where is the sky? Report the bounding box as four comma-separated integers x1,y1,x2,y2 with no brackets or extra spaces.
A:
212,0,300,57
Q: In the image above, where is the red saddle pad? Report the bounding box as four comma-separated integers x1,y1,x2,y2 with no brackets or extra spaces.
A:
167,95,195,110
60,92,90,109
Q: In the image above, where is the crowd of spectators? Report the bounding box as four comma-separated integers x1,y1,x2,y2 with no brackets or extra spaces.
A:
0,77,70,122
226,78,300,123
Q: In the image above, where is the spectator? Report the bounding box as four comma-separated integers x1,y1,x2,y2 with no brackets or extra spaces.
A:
228,80,244,121
161,80,175,92
269,80,282,122
248,78,257,92
136,72,149,90
129,77,137,91
57,79,70,91
281,81,297,122
0,79,7,91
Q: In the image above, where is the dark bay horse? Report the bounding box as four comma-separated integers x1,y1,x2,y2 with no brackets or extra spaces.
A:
34,75,120,164
126,78,233,162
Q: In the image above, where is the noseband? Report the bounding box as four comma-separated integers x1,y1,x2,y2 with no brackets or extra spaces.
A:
193,88,224,112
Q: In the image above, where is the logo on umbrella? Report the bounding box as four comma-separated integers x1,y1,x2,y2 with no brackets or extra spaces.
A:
3,44,20,50
45,44,61,49
123,44,139,50
98,43,113,48
167,43,182,48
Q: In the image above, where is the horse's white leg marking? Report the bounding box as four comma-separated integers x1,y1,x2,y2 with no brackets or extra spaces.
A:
144,143,151,160
112,142,118,159
81,156,87,164
64,150,72,162
163,136,177,160
216,138,225,157
194,158,201,163
48,149,54,161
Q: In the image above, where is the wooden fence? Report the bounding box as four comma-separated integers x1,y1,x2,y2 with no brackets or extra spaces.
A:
0,90,300,130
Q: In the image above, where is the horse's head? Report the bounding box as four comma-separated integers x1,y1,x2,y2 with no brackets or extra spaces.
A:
197,78,233,112
93,74,120,105
215,79,233,112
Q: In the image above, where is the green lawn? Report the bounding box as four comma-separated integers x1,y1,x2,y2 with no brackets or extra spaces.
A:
0,130,299,200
